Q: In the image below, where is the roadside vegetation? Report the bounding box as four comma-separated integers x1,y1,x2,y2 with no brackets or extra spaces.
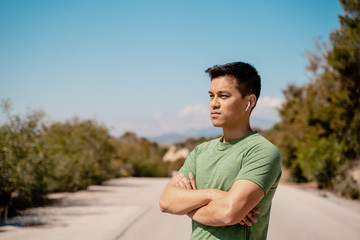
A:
0,102,171,217
263,0,360,199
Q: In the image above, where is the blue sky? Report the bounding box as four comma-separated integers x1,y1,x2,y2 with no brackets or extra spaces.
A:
0,0,343,137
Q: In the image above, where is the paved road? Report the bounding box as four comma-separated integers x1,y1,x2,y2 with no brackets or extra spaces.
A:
1,178,360,240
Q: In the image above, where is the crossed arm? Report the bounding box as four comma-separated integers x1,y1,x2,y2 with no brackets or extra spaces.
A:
159,172,264,227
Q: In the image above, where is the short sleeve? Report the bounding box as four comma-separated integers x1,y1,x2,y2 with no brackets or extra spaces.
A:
236,143,281,195
178,146,198,179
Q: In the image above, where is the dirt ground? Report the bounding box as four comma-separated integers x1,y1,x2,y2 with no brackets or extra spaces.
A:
1,178,360,240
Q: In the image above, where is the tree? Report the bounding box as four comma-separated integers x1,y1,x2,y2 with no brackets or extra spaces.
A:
266,0,360,197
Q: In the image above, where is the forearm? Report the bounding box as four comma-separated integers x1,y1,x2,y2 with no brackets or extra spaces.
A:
159,177,222,215
189,193,259,226
188,196,240,226
171,176,262,227
188,180,264,226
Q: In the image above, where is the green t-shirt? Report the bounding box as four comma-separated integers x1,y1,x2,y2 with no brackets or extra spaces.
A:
179,131,282,240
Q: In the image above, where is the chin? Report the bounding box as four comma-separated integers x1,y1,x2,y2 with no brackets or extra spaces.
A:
211,120,223,128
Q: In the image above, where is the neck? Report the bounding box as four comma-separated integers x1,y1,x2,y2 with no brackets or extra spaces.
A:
222,124,253,142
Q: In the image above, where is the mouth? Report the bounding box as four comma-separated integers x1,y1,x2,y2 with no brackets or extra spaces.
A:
210,111,221,117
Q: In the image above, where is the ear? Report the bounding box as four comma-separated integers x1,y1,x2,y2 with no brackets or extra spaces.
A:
247,94,257,110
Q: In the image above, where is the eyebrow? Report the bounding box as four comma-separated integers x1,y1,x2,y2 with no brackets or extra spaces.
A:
208,90,232,94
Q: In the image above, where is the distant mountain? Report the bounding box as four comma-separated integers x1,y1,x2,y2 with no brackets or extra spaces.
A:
149,127,222,144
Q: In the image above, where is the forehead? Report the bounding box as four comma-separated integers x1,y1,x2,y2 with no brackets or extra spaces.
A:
209,76,239,92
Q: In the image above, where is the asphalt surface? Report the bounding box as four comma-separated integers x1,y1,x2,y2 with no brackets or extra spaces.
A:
1,178,359,240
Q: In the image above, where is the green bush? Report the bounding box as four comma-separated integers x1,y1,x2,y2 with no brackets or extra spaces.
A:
263,0,360,198
0,102,171,214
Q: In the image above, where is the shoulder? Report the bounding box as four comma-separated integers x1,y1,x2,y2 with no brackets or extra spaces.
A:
247,132,280,156
184,137,220,166
193,137,221,153
241,133,281,168
236,133,282,193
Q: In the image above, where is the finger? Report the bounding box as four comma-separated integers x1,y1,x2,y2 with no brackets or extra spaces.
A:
175,177,181,187
176,175,185,188
189,172,197,190
246,212,257,223
252,207,260,214
179,173,192,189
242,217,252,226
239,220,245,225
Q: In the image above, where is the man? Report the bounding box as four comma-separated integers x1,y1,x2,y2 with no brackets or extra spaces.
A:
159,62,281,239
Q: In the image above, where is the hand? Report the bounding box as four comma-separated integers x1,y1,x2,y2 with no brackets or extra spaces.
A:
175,172,197,190
175,173,224,200
239,207,260,226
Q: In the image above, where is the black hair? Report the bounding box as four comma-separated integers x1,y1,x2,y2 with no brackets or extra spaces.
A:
205,62,261,100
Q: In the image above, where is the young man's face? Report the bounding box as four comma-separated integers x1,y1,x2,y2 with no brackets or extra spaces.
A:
208,76,249,128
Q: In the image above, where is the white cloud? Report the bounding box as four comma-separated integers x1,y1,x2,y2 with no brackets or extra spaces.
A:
110,96,283,137
154,111,165,120
110,104,212,137
176,104,208,118
146,104,212,136
251,96,283,129
175,104,212,129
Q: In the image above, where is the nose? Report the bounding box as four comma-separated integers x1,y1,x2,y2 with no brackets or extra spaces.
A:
210,96,220,109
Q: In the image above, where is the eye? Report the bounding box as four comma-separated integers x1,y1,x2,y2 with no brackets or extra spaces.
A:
220,94,229,99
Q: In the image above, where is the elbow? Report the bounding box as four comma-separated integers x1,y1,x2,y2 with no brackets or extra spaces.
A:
219,204,245,226
222,213,239,226
159,198,187,215
159,200,185,215
159,198,170,213
159,197,177,214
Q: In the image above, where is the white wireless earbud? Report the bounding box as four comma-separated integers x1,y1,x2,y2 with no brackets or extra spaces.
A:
245,101,251,111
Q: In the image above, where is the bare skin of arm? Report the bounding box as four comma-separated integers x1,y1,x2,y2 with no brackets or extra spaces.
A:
159,174,225,215
187,178,264,226
175,173,260,226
